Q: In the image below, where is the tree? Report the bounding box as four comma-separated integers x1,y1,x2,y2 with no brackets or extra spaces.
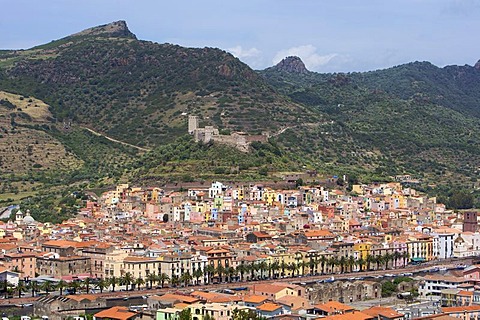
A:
216,264,225,283
171,274,180,287
236,264,246,282
109,276,118,292
29,281,38,297
178,308,192,320
232,308,266,320
146,273,157,289
96,278,109,293
157,273,170,288
122,272,134,291
192,268,203,285
320,255,327,274
16,280,27,298
280,260,288,277
205,265,215,284
68,281,81,295
40,281,54,294
381,280,397,297
347,256,355,273
83,277,92,294
135,277,145,290
57,280,67,295
258,261,268,279
180,272,192,287
448,191,474,209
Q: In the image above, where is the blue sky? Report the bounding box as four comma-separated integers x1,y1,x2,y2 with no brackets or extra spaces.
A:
1,0,480,72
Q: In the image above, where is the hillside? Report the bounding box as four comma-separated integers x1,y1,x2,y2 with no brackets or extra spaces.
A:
260,57,480,188
0,22,480,221
0,21,311,147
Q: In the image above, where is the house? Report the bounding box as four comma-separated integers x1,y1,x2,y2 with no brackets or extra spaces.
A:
308,301,355,316
441,305,480,320
257,302,287,318
362,306,405,320
94,306,137,320
35,294,107,320
246,232,273,243
242,295,269,308
0,267,20,286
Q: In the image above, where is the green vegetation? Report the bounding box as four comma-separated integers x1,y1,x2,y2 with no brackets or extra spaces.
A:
0,22,480,221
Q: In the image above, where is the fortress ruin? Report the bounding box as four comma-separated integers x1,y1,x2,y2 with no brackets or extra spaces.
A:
188,115,268,152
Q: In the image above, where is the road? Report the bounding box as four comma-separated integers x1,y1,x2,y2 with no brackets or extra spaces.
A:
82,127,151,152
1,257,469,306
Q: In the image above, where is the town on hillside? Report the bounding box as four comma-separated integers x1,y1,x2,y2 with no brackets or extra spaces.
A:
0,181,479,320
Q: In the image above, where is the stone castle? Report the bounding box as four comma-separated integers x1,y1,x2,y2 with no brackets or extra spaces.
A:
188,115,268,152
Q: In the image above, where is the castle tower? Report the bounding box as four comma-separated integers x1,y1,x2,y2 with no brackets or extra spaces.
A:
188,115,199,134
463,211,478,232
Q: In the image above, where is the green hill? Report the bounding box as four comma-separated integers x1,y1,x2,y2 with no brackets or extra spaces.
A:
0,22,480,221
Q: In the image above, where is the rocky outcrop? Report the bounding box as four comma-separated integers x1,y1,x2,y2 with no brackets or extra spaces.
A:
273,56,309,74
71,20,137,39
474,59,480,70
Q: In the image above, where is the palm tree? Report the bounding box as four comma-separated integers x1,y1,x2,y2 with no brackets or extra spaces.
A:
204,265,215,284
96,278,109,293
68,281,81,295
171,274,179,287
347,256,356,273
356,257,365,272
269,261,280,279
375,255,384,270
157,273,170,288
83,277,92,294
308,257,316,275
402,251,410,267
109,276,119,292
258,261,268,279
329,257,339,274
135,277,145,290
299,260,307,276
29,281,38,297
366,254,374,271
288,262,298,277
16,280,27,298
40,281,54,294
146,273,157,289
320,255,327,274
180,272,192,287
393,251,401,269
236,264,246,282
57,280,67,296
216,264,225,283
192,268,203,285
280,260,288,278
339,256,347,274
383,253,393,270
122,272,134,291
249,262,257,280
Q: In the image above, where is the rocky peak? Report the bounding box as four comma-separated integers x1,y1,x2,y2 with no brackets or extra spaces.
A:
475,59,480,70
70,20,137,39
273,56,309,74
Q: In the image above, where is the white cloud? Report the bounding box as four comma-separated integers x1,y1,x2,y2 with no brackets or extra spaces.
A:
227,46,261,59
273,45,338,71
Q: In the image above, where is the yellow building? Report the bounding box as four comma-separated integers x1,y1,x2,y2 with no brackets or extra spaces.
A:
353,242,372,261
263,188,277,206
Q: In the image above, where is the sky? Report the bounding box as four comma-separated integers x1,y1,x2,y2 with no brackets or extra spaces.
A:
1,0,480,73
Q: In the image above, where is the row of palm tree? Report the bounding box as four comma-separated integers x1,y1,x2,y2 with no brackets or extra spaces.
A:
1,251,411,298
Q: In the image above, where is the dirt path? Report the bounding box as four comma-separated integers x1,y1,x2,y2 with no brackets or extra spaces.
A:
82,127,151,152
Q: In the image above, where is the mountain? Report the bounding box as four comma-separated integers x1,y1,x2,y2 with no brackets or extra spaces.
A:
0,22,480,222
0,21,311,147
259,56,480,190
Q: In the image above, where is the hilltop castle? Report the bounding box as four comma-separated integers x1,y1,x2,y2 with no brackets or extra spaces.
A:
188,115,268,152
